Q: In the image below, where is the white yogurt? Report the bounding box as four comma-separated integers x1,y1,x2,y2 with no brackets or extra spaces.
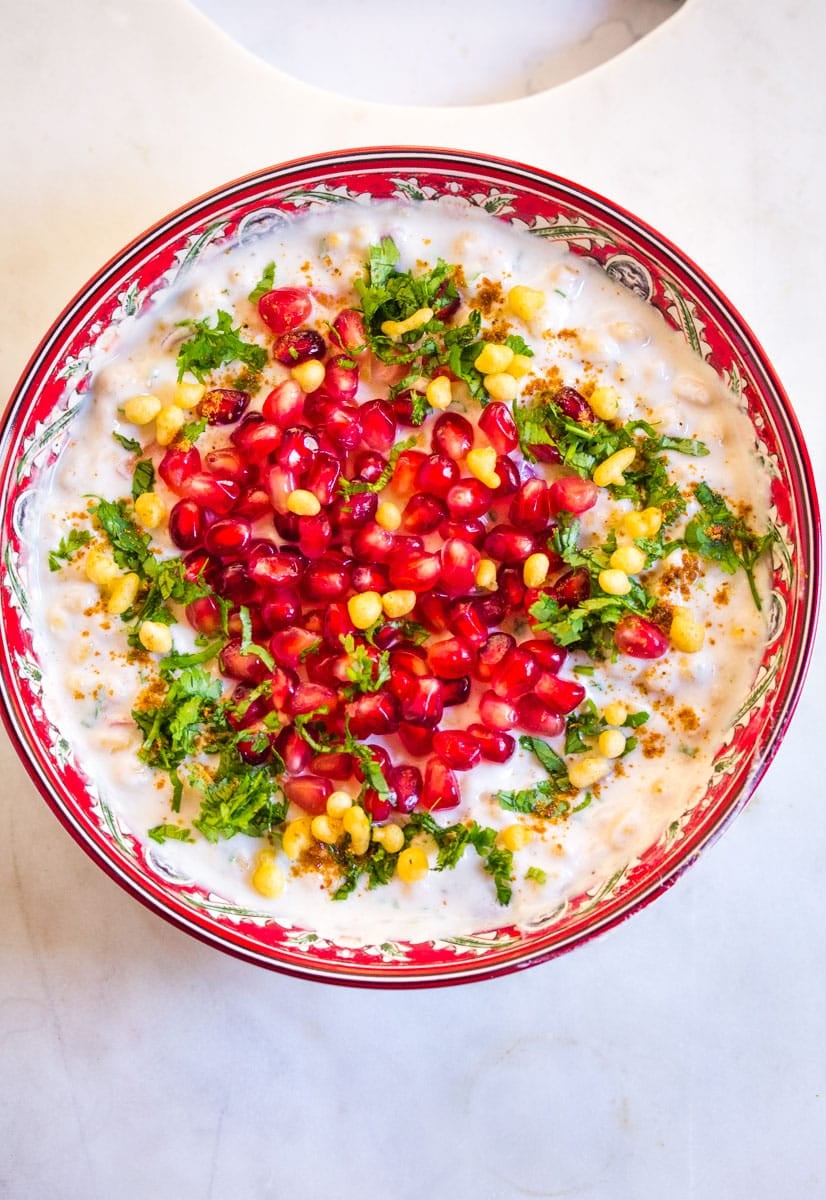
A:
27,201,770,943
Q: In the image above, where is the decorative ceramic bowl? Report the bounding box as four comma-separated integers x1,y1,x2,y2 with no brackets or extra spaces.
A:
0,148,819,986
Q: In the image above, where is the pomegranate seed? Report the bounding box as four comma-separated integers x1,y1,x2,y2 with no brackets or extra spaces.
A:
322,601,356,647
531,441,564,464
204,445,251,482
185,595,222,635
159,445,201,495
431,412,474,460
440,537,481,595
432,730,481,771
442,675,471,706
297,512,332,559
393,448,427,494
352,563,390,593
400,675,444,727
215,562,257,606
467,723,516,763
450,601,488,646
183,473,240,514
323,355,359,403
483,525,537,563
478,632,516,671
275,728,311,774
283,775,331,815
182,549,212,584
535,672,586,715
272,510,300,542
392,390,421,427
310,751,355,780
555,385,595,424
269,626,320,667
235,487,271,520
353,744,392,783
478,401,518,453
325,402,363,451
200,388,250,426
262,379,305,427
249,549,305,589
289,683,338,718
439,517,487,547
345,692,401,738
389,647,428,676
614,614,669,658
497,565,526,611
362,788,392,823
305,651,345,687
516,695,565,738
228,415,282,464
493,455,520,497
204,515,252,559
301,556,352,601
520,638,566,673
416,453,460,499
414,591,452,633
398,722,435,757
491,646,541,701
427,636,475,679
236,730,275,766
445,478,494,520
350,522,396,562
510,478,551,532
330,491,378,531
474,593,508,627
389,665,418,703
219,638,271,684
272,329,326,366
304,452,341,506
277,427,320,476
359,399,396,451
302,388,336,426
258,286,312,335
258,586,302,630
168,499,206,550
390,549,442,593
421,757,461,811
331,308,367,353
351,449,387,484
549,476,599,515
547,567,591,607
387,764,422,814
402,493,447,534
270,665,298,710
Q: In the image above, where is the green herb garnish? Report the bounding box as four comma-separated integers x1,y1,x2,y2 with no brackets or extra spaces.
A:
684,482,774,609
248,261,276,303
48,529,92,572
176,310,267,383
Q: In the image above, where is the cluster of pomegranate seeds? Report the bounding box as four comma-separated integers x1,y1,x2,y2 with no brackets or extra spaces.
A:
155,284,649,823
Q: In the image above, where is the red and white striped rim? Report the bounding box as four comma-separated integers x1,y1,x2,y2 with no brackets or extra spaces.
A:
0,147,820,986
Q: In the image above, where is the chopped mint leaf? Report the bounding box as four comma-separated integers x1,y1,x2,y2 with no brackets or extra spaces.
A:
148,824,193,844
525,866,547,884
113,432,141,454
131,458,155,500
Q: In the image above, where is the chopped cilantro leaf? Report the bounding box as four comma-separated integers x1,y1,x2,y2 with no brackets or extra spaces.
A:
684,482,773,609
504,333,534,358
48,529,92,572
525,866,547,885
340,634,391,695
88,497,151,574
176,310,267,383
133,667,223,778
178,417,207,446
564,701,603,754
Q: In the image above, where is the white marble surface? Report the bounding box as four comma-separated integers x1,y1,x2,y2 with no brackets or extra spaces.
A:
1,1,825,1197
